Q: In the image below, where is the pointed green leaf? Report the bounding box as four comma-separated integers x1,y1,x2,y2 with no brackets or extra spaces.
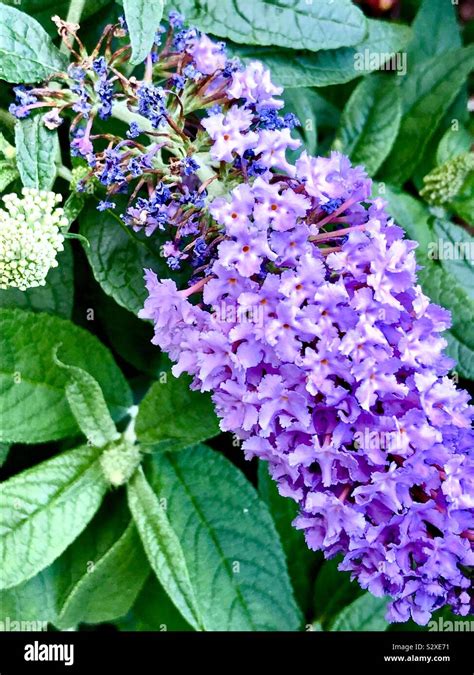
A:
334,74,402,176
123,0,165,66
59,522,146,627
0,309,132,444
127,467,203,630
55,495,149,628
145,445,302,630
408,0,461,62
0,494,149,628
54,352,120,448
0,445,108,589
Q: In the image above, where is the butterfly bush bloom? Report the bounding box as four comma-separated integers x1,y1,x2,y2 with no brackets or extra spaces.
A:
22,14,473,625
142,171,474,625
0,188,67,290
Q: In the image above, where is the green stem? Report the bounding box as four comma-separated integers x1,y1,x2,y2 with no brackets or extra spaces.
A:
111,101,184,151
124,407,138,444
57,164,73,182
60,0,87,54
112,100,155,134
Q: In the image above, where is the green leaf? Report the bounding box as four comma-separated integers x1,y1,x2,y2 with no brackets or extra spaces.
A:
382,185,432,250
281,88,322,157
0,443,9,468
115,575,194,631
127,466,204,631
63,192,86,225
408,0,461,62
53,352,120,448
333,74,401,176
145,445,302,630
0,308,132,444
0,444,108,589
0,132,16,160
285,88,340,134
123,0,165,66
136,375,220,451
54,494,149,628
15,116,59,191
1,0,112,36
450,173,474,225
436,126,472,166
0,161,18,192
0,4,68,82
176,0,367,52
313,556,364,626
0,565,59,628
444,330,474,384
432,218,474,302
0,493,149,629
309,620,323,631
384,187,474,379
258,462,316,615
232,21,411,88
380,46,474,185
0,241,73,318
95,290,163,376
79,200,171,314
331,593,389,631
399,49,474,119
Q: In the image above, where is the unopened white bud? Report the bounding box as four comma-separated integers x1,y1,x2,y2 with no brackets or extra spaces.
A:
100,438,141,487
0,188,67,291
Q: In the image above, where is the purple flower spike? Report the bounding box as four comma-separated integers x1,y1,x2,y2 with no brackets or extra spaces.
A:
143,146,473,627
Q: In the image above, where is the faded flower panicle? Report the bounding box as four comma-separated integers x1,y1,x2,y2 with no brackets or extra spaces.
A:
0,188,67,291
15,13,473,625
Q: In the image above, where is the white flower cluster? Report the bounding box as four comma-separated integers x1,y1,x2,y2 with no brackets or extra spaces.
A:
0,188,68,291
